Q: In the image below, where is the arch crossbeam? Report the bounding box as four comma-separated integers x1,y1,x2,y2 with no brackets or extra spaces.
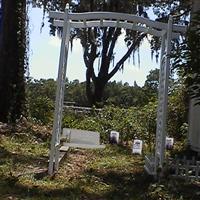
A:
48,4,187,176
50,11,186,33
54,20,179,38
50,11,186,39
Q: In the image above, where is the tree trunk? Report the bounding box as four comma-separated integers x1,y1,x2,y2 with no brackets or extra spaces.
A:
86,68,95,105
86,68,107,107
80,1,145,106
93,78,107,106
0,0,26,123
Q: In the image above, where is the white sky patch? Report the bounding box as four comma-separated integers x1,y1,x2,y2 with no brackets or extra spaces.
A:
48,36,61,47
141,37,151,49
69,39,83,54
29,7,159,86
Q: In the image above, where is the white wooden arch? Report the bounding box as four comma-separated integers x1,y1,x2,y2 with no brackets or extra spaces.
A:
48,4,186,175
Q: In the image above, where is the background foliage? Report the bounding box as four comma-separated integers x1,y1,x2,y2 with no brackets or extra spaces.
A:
26,70,188,150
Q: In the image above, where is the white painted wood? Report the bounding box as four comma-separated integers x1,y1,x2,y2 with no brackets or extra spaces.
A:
70,129,100,144
63,105,102,113
49,11,186,33
154,32,167,174
49,11,64,19
53,20,180,39
59,146,70,152
62,128,71,139
62,128,105,149
154,16,173,174
144,165,154,175
144,155,156,175
48,151,66,163
54,20,162,37
49,6,187,176
170,159,200,180
48,4,71,176
63,143,105,149
160,15,173,163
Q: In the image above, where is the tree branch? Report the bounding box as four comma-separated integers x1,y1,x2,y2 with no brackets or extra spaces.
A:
101,27,115,65
83,46,90,67
107,33,147,80
108,27,121,60
89,42,98,82
99,27,115,77
86,68,94,105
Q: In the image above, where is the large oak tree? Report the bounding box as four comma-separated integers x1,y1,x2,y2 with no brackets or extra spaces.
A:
42,0,190,106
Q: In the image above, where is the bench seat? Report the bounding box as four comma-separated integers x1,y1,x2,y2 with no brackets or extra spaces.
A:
60,128,105,149
62,142,105,149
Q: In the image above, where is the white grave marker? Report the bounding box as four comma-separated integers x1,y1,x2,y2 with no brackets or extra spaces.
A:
132,139,143,155
165,137,174,150
109,131,119,144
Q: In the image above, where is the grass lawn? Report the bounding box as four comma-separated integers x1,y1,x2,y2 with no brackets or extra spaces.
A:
0,123,200,200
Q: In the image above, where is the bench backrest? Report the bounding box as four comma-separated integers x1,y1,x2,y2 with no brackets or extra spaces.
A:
63,128,100,145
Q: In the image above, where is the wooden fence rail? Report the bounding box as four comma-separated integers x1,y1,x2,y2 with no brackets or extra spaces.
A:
168,156,200,180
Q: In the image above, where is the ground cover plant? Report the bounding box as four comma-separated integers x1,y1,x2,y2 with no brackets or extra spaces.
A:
0,121,200,200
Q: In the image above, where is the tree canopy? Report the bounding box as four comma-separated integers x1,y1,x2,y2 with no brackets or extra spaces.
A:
45,0,191,106
33,0,200,107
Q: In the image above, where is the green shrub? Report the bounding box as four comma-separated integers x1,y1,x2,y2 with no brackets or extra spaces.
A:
29,96,54,124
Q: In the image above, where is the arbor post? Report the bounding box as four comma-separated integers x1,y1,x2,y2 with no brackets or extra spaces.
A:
154,16,173,174
48,4,71,175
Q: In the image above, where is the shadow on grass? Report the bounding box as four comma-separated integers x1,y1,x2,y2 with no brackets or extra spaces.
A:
84,168,153,200
0,172,151,200
94,144,136,158
0,173,102,200
0,146,151,200
0,146,10,157
0,146,48,168
0,163,199,200
179,181,200,199
1,144,199,200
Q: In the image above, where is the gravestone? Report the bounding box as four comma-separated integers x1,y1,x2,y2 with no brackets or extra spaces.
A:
109,131,119,144
166,137,174,150
132,139,143,155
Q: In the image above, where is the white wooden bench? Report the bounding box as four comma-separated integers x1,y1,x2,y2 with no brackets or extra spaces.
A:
60,128,105,151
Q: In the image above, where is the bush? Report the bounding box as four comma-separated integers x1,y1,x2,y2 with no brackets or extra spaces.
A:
62,103,157,149
29,96,54,124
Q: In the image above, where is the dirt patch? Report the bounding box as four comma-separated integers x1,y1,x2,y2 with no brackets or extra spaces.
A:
57,149,95,180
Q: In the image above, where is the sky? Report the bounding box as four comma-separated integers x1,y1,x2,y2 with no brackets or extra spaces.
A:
29,7,159,86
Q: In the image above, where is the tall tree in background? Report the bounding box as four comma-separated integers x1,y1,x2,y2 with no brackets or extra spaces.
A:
0,0,27,123
71,0,150,106
44,0,190,106
36,0,152,106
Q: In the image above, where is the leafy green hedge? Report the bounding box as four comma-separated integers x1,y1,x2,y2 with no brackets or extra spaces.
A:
62,103,157,151
26,78,187,151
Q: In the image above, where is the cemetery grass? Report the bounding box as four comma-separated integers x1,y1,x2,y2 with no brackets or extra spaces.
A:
0,124,200,200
